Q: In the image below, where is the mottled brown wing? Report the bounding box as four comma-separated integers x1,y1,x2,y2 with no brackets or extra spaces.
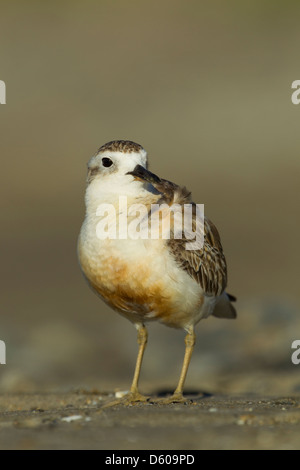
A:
126,165,227,296
168,216,227,297
127,165,191,205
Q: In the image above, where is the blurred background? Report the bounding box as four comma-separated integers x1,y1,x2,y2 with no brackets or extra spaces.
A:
0,0,299,396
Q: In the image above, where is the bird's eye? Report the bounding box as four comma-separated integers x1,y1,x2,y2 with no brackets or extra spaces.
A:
102,157,113,168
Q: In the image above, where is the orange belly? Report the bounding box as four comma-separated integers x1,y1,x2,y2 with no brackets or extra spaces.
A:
78,240,181,325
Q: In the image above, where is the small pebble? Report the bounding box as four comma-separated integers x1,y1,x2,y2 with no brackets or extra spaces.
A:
115,390,129,399
61,415,83,423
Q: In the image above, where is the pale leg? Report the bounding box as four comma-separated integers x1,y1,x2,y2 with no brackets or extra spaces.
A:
155,327,196,404
129,323,148,400
171,328,195,401
103,323,149,407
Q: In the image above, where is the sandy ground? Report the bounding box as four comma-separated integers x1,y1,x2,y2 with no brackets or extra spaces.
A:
0,389,300,450
1,299,300,450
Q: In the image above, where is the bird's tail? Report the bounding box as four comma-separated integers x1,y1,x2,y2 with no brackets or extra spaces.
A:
212,292,237,319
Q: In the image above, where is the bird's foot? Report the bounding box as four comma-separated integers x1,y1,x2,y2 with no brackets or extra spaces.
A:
102,390,150,408
151,392,193,405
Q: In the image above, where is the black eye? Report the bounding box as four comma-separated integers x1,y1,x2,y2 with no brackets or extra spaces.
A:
102,157,113,168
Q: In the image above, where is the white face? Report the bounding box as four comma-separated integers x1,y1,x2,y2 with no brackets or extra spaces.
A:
85,149,148,202
88,149,147,182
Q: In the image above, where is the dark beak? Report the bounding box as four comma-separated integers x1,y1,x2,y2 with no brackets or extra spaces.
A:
126,164,161,185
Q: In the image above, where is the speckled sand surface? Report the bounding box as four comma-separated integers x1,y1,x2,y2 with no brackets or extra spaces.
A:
0,390,300,450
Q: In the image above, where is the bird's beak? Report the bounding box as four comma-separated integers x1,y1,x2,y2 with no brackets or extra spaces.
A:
126,164,161,185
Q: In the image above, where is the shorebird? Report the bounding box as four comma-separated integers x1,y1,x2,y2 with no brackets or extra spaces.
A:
78,140,236,405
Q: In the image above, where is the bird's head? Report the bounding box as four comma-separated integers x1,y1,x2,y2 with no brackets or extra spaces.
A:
87,140,148,185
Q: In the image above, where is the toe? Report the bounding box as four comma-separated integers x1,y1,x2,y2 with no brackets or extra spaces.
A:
102,391,150,408
151,393,192,405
